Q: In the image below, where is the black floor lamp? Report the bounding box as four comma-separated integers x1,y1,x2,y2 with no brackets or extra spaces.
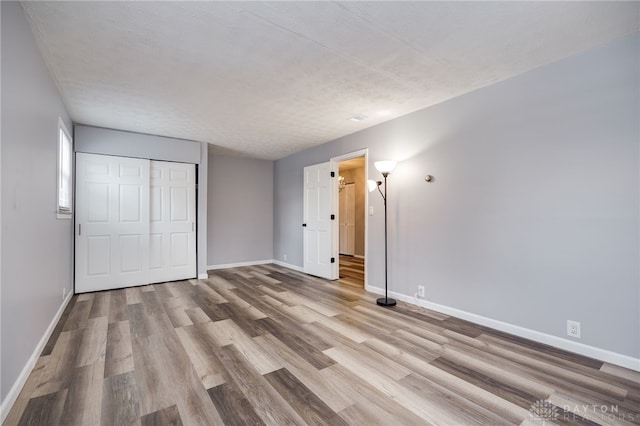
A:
369,160,397,307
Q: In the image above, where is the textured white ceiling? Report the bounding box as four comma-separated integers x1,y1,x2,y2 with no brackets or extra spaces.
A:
21,1,639,160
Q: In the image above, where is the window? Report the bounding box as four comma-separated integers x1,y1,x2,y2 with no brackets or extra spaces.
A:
57,119,72,217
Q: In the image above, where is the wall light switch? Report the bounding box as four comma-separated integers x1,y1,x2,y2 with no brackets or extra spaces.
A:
369,206,374,216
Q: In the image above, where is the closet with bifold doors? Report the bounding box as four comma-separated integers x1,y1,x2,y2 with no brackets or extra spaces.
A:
75,153,196,293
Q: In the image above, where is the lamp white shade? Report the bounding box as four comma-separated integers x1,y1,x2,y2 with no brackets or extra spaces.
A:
374,160,397,174
367,180,379,192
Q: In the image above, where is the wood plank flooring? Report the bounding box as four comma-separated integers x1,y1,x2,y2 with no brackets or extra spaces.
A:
5,264,640,425
338,255,364,288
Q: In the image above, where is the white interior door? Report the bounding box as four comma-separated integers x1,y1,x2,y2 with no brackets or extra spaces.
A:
75,153,150,292
339,183,355,255
303,162,336,279
148,161,196,283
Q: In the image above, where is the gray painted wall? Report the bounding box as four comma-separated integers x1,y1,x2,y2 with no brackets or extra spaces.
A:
74,125,201,164
74,125,209,278
1,1,73,402
274,34,640,358
207,153,273,266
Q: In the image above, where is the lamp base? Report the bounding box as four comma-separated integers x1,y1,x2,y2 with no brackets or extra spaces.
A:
376,297,397,307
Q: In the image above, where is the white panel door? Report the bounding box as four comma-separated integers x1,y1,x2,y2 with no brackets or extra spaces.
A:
339,183,355,255
76,153,149,292
148,161,196,283
303,162,336,279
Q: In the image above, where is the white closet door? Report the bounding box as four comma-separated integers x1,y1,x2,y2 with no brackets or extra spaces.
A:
75,153,150,293
148,161,196,283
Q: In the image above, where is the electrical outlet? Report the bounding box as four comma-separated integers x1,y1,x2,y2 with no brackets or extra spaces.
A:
62,287,66,300
567,320,581,338
283,254,287,261
417,285,425,298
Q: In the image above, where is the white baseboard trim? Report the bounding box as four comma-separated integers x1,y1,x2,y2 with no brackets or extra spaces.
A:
271,260,304,272
1,291,73,423
197,273,209,280
207,259,273,271
366,285,640,372
206,259,304,273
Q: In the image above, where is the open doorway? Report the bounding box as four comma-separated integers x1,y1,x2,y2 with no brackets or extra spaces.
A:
337,156,365,288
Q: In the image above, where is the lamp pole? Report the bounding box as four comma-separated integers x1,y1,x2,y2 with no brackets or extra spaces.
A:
377,171,396,307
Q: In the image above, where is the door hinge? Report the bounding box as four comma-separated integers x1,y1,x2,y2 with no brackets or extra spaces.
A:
331,257,335,263
330,214,335,220
330,171,335,177
78,224,82,236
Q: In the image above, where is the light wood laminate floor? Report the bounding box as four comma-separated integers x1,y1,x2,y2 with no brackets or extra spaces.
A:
339,255,364,288
5,264,640,425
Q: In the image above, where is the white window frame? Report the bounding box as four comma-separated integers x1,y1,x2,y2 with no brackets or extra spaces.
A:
57,119,73,219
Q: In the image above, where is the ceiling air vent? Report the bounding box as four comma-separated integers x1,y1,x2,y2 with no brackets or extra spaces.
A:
348,113,368,122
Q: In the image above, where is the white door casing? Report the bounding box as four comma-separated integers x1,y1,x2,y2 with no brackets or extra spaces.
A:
331,149,368,288
149,161,196,283
75,153,150,292
339,187,347,254
303,162,337,279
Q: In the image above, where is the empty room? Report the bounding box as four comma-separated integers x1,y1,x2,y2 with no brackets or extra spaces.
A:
2,1,639,425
